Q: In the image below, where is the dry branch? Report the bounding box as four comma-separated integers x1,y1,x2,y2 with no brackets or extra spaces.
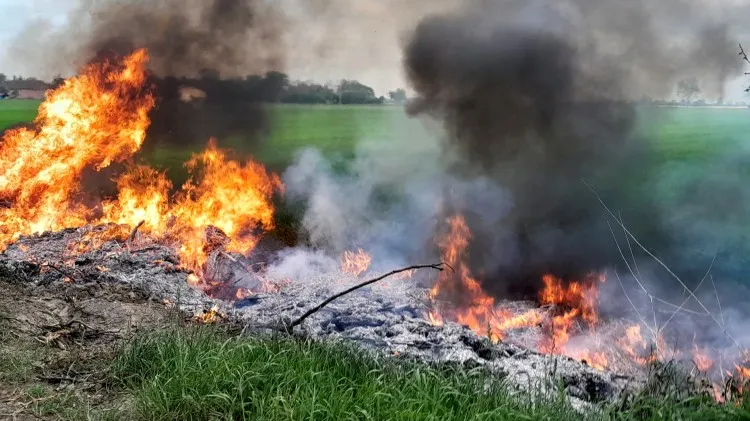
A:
286,263,447,332
583,179,742,351
128,220,145,243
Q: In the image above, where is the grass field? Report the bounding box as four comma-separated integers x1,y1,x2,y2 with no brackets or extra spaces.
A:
3,100,750,167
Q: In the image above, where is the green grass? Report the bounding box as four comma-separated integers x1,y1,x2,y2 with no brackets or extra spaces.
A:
108,328,750,421
0,99,39,131
111,328,580,421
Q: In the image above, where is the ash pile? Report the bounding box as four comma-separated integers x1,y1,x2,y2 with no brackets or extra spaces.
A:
1,225,638,408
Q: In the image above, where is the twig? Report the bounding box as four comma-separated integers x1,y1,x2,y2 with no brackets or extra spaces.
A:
740,43,750,64
43,263,81,283
651,297,705,316
583,179,742,351
128,220,145,243
613,269,655,337
286,263,448,332
710,274,725,327
659,254,714,333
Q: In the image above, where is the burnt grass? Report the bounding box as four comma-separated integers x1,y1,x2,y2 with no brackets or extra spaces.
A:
0,278,748,420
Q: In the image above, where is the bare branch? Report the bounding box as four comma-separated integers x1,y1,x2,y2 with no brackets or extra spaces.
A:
128,220,145,244
583,179,742,351
286,263,448,332
740,43,750,64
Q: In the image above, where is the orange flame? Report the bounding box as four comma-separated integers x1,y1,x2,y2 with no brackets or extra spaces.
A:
429,215,542,342
693,345,714,373
168,140,282,273
194,305,224,324
0,49,154,247
0,49,283,294
340,248,372,276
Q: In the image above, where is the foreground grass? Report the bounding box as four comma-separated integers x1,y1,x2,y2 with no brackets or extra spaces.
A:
109,328,750,421
111,328,582,421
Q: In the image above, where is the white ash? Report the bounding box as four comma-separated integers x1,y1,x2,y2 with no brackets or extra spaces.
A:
0,226,641,406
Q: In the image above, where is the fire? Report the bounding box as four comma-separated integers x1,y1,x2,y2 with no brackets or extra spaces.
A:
168,141,282,272
428,215,542,342
340,248,372,276
426,309,444,326
235,288,252,300
194,305,224,324
99,165,172,233
0,49,283,295
693,345,714,373
0,49,154,247
576,351,609,371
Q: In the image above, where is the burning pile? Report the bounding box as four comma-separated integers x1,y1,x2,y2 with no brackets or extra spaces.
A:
0,49,748,406
426,214,750,395
0,50,281,295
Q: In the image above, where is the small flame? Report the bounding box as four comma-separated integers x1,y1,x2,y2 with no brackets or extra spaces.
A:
235,288,252,300
340,248,372,276
693,345,714,373
187,273,201,286
426,309,444,326
428,215,542,342
194,305,224,324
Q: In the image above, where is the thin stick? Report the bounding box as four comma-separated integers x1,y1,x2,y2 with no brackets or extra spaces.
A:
659,255,714,333
710,274,725,327
607,220,658,335
583,179,741,351
286,263,447,332
128,220,145,243
613,269,656,337
43,263,80,283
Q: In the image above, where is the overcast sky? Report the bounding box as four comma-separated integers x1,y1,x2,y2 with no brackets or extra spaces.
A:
1,0,749,101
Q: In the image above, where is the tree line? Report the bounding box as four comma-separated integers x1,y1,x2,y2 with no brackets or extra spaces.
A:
0,70,408,105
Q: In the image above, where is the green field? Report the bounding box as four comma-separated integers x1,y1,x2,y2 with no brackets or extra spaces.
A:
3,100,749,168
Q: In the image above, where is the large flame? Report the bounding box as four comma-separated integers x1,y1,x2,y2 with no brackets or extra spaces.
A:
0,49,154,246
0,49,282,291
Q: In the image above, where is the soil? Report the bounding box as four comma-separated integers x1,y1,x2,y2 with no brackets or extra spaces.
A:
0,278,174,420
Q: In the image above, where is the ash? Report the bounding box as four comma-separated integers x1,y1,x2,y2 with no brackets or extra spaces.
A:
1,225,639,408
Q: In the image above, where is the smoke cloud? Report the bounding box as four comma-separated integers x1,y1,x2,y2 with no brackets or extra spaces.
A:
400,0,745,297
284,0,749,317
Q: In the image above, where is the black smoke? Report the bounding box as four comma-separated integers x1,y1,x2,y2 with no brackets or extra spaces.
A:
402,5,743,299
81,0,287,148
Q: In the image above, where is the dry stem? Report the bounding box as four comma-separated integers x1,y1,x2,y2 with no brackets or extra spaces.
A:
286,263,448,332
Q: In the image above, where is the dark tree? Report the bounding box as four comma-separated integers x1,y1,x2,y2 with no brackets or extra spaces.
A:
388,88,407,102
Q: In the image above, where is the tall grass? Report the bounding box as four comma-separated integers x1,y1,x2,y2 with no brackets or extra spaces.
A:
111,328,583,421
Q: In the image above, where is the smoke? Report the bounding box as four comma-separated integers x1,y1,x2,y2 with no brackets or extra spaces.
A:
282,0,749,332
398,0,747,298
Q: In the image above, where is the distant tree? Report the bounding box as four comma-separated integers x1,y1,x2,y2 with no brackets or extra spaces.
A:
388,88,407,102
261,71,290,102
0,73,6,85
9,90,18,99
677,78,700,104
338,80,382,104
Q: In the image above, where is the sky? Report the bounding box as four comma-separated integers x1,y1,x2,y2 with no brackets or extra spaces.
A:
0,0,749,101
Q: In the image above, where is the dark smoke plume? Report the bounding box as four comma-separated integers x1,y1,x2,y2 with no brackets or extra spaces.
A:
402,1,744,298
80,0,287,148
